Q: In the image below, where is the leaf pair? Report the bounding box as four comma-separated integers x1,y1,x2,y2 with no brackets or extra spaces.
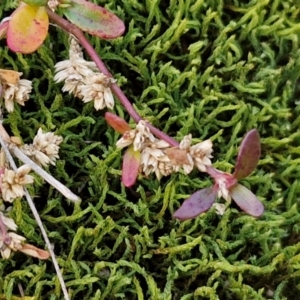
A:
174,129,264,220
105,112,140,187
5,0,125,54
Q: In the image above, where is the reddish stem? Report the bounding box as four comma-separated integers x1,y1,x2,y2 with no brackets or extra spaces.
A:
46,8,179,147
205,166,224,178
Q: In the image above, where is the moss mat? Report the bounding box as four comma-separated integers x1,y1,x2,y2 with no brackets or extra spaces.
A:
1,0,300,299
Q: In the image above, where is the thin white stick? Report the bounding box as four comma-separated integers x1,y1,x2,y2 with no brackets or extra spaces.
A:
0,134,70,300
10,145,80,203
23,188,70,300
18,283,25,297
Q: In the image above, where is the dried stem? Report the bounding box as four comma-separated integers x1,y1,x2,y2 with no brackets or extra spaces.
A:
0,130,70,300
0,123,79,202
10,145,80,202
22,189,70,300
46,7,179,147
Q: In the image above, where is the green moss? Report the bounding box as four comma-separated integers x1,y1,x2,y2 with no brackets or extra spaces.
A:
1,0,300,299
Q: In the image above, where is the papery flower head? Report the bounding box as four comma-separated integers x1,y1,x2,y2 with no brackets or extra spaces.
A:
109,114,215,185
0,212,49,259
0,212,17,231
1,165,34,202
48,0,60,11
0,69,32,112
212,203,226,216
79,73,115,110
116,120,155,151
166,134,213,175
54,37,96,92
190,139,213,172
0,231,25,259
140,140,171,180
54,37,115,110
19,128,63,167
109,116,174,184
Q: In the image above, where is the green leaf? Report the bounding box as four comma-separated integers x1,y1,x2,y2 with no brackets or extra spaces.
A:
7,3,49,54
22,0,48,6
62,0,125,39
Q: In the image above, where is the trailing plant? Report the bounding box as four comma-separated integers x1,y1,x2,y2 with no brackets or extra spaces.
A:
0,0,271,298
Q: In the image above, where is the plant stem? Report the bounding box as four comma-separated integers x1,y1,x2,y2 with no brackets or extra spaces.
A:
10,145,80,203
0,131,70,300
46,8,179,147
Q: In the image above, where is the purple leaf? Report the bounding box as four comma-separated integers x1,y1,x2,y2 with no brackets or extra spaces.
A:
173,187,217,220
62,0,125,39
233,129,261,180
122,145,140,187
230,184,264,217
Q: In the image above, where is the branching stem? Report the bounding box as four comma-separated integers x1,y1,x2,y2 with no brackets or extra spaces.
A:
10,145,80,202
46,8,179,147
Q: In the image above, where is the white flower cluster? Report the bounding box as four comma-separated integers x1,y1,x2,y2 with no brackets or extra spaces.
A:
48,0,59,11
48,0,71,11
0,197,25,259
0,69,32,113
0,129,64,260
0,210,26,259
0,206,49,259
1,165,34,203
54,38,115,111
18,128,63,167
116,121,213,179
0,128,63,203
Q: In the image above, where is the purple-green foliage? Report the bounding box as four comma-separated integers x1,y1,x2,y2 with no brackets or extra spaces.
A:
174,129,264,219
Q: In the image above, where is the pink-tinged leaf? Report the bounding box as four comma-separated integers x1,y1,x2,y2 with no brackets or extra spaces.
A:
19,243,50,259
62,0,125,39
230,184,264,217
122,146,140,187
0,20,8,39
105,112,131,134
173,187,217,221
233,129,261,180
7,3,49,54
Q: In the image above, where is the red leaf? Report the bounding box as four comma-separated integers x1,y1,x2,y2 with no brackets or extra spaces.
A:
233,129,261,180
7,3,49,54
230,184,264,217
105,112,131,134
122,146,140,187
62,0,125,39
173,187,217,220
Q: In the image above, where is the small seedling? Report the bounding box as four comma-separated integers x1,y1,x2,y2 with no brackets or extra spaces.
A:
173,129,264,220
